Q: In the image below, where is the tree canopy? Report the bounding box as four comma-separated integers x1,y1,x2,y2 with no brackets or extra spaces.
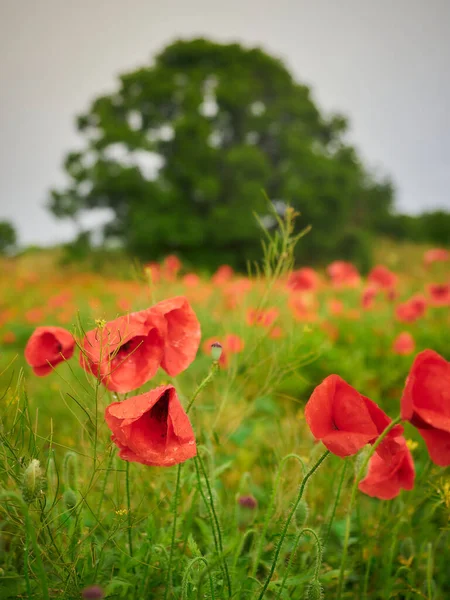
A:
49,38,394,269
0,221,17,255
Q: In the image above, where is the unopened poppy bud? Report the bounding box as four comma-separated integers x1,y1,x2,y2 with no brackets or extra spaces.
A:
295,500,309,528
63,488,78,511
237,494,258,530
21,459,46,504
238,495,258,509
399,537,415,560
210,342,223,362
63,452,78,491
306,579,324,600
82,585,105,599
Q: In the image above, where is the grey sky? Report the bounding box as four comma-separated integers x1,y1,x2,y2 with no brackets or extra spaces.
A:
1,0,449,246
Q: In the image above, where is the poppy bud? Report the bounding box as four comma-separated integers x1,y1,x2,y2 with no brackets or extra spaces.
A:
306,579,324,600
237,494,258,530
295,500,309,528
63,488,78,511
82,585,105,599
21,459,46,504
210,342,223,362
399,537,415,560
63,452,78,491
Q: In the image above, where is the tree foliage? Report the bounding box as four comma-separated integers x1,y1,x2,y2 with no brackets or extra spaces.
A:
0,220,17,254
49,38,395,268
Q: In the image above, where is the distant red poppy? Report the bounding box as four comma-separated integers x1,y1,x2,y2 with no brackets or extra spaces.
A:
163,255,182,279
327,261,361,288
401,349,450,466
327,298,344,316
269,325,284,339
80,310,166,393
392,332,415,355
247,307,279,327
150,296,201,376
361,286,378,310
224,278,252,309
427,283,450,306
395,294,427,323
305,375,386,457
105,385,196,467
424,248,449,266
25,326,75,376
212,265,234,285
359,436,415,500
182,273,201,287
288,294,318,322
367,265,398,290
116,297,132,312
144,262,161,284
48,291,73,309
287,268,320,292
2,331,16,344
25,307,45,324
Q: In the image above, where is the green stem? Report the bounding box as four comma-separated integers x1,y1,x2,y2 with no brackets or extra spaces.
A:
257,450,330,599
323,460,348,547
196,453,232,597
426,542,433,599
186,362,219,414
164,463,182,600
276,527,322,600
252,453,306,578
1,493,49,600
182,557,216,600
97,447,115,515
336,415,402,600
125,461,133,558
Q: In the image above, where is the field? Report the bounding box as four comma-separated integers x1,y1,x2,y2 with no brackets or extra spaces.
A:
0,223,449,599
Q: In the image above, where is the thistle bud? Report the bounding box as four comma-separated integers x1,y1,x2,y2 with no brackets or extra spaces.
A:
210,342,223,362
305,579,323,600
21,459,46,504
63,488,78,511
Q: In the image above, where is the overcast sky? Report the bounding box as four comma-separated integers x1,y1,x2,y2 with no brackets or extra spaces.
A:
1,0,449,246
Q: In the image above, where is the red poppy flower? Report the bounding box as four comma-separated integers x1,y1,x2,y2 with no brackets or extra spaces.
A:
367,265,398,290
327,261,361,288
182,273,201,287
427,283,450,306
247,307,279,327
392,332,415,355
327,298,344,316
144,262,161,284
358,437,415,500
25,326,75,376
80,310,165,393
287,268,320,292
288,294,318,322
150,296,201,376
305,375,402,458
395,294,427,323
212,265,234,285
105,385,196,467
163,254,182,279
400,350,450,466
424,248,449,266
361,286,378,310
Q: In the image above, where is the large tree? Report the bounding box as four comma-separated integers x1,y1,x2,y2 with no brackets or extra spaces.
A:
49,38,393,268
0,221,17,255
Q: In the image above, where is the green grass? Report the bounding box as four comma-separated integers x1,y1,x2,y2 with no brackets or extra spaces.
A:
0,223,449,599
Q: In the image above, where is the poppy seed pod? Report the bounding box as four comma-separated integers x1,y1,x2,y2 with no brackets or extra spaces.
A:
210,342,223,362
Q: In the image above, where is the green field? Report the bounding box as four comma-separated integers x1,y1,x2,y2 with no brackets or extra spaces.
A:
0,231,449,599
